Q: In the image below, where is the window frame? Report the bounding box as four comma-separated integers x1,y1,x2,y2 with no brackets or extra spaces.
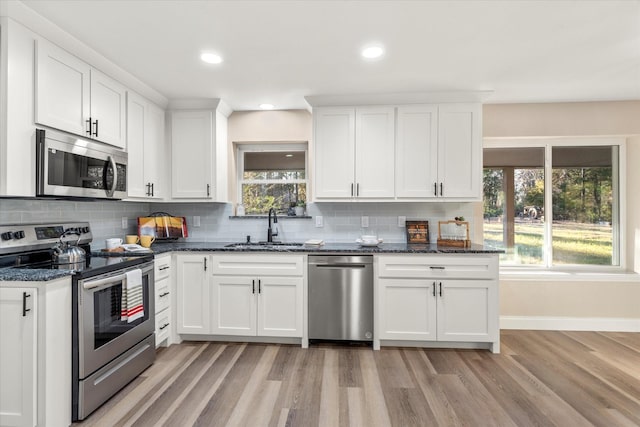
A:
236,142,308,215
483,137,626,272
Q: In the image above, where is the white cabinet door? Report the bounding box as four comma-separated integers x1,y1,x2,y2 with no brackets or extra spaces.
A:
355,106,395,198
378,278,437,341
210,276,256,336
171,111,213,199
126,92,147,198
90,69,126,148
313,108,355,199
257,276,303,337
176,254,211,334
35,39,91,138
127,92,165,199
395,105,438,198
0,288,37,427
437,280,497,343
437,103,481,199
145,102,165,199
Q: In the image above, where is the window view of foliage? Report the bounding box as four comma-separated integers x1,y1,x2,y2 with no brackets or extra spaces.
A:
483,145,616,267
241,170,306,215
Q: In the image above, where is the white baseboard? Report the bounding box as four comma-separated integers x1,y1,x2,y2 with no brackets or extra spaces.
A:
500,316,640,332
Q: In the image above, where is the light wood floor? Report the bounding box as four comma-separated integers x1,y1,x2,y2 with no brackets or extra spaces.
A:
74,330,640,427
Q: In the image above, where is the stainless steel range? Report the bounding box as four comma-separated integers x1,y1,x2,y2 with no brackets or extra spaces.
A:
0,222,155,421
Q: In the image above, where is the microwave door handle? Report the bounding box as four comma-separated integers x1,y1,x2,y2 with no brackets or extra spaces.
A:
83,272,128,290
103,155,117,197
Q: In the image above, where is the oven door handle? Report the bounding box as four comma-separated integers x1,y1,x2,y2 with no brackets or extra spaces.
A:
83,272,127,290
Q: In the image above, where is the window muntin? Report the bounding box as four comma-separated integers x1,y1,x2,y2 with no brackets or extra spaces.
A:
483,141,622,269
237,145,307,215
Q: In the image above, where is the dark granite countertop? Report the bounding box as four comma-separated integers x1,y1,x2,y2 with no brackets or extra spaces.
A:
0,267,74,282
103,241,503,255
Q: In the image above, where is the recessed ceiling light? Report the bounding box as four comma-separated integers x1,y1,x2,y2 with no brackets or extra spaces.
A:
259,103,275,110
285,154,293,158
200,52,223,64
361,45,384,59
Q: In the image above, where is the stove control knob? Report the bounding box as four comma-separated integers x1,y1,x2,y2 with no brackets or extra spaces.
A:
1,232,13,241
81,226,90,234
13,230,25,239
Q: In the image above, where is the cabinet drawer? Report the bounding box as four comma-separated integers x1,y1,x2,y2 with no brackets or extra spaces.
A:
155,307,171,345
154,254,172,280
377,255,497,279
211,254,304,277
155,276,171,313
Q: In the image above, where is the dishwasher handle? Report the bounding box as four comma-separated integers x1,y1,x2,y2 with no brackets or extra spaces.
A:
314,264,368,269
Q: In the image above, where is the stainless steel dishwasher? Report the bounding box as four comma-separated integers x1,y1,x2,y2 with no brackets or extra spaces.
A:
308,255,373,342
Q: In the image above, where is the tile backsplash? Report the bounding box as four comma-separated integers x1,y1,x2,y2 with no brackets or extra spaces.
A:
0,199,150,247
0,199,475,246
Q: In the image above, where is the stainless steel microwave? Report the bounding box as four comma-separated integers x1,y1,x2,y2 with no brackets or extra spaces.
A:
36,128,127,199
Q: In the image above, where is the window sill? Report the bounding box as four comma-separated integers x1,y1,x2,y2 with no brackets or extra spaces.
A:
499,269,639,282
229,215,312,219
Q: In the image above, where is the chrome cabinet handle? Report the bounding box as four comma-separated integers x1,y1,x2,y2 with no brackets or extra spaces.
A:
356,183,359,196
351,183,354,196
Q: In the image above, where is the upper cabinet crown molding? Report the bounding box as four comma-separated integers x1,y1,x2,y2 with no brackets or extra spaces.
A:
305,91,493,108
167,98,232,118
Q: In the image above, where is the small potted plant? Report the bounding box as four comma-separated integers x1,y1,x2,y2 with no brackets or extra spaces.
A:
294,200,306,216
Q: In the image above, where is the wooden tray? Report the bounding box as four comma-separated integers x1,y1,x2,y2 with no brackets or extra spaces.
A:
437,220,470,247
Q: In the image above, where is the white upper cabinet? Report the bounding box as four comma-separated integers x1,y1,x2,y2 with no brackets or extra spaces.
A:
355,107,396,198
313,108,355,199
314,102,481,201
127,91,165,199
436,103,482,199
169,105,228,202
170,110,214,199
395,105,439,198
35,39,126,149
314,106,395,199
395,103,482,200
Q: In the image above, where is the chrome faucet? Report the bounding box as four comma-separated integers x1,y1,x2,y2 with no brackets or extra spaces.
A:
267,208,279,243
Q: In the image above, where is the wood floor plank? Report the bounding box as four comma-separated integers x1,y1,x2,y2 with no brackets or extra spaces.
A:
193,343,265,427
318,348,340,427
76,332,640,427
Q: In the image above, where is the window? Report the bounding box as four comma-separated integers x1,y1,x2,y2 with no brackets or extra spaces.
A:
483,140,623,269
237,144,307,215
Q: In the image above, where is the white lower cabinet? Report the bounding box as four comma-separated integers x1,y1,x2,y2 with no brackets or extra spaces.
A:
0,287,37,427
377,254,499,352
176,253,211,334
154,253,173,347
210,255,304,338
0,278,71,427
210,275,303,337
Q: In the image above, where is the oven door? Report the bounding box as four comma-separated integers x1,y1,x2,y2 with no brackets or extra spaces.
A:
36,128,128,199
77,262,154,378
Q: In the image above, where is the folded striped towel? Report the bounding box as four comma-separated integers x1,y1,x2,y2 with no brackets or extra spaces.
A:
121,269,144,323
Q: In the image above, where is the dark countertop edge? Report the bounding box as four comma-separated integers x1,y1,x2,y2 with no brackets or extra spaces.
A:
116,242,504,255
2,244,502,281
0,267,74,282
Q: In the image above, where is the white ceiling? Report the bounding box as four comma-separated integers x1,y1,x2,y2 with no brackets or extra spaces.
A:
20,0,640,111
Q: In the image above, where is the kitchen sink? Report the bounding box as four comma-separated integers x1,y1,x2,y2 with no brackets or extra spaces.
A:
224,242,305,250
